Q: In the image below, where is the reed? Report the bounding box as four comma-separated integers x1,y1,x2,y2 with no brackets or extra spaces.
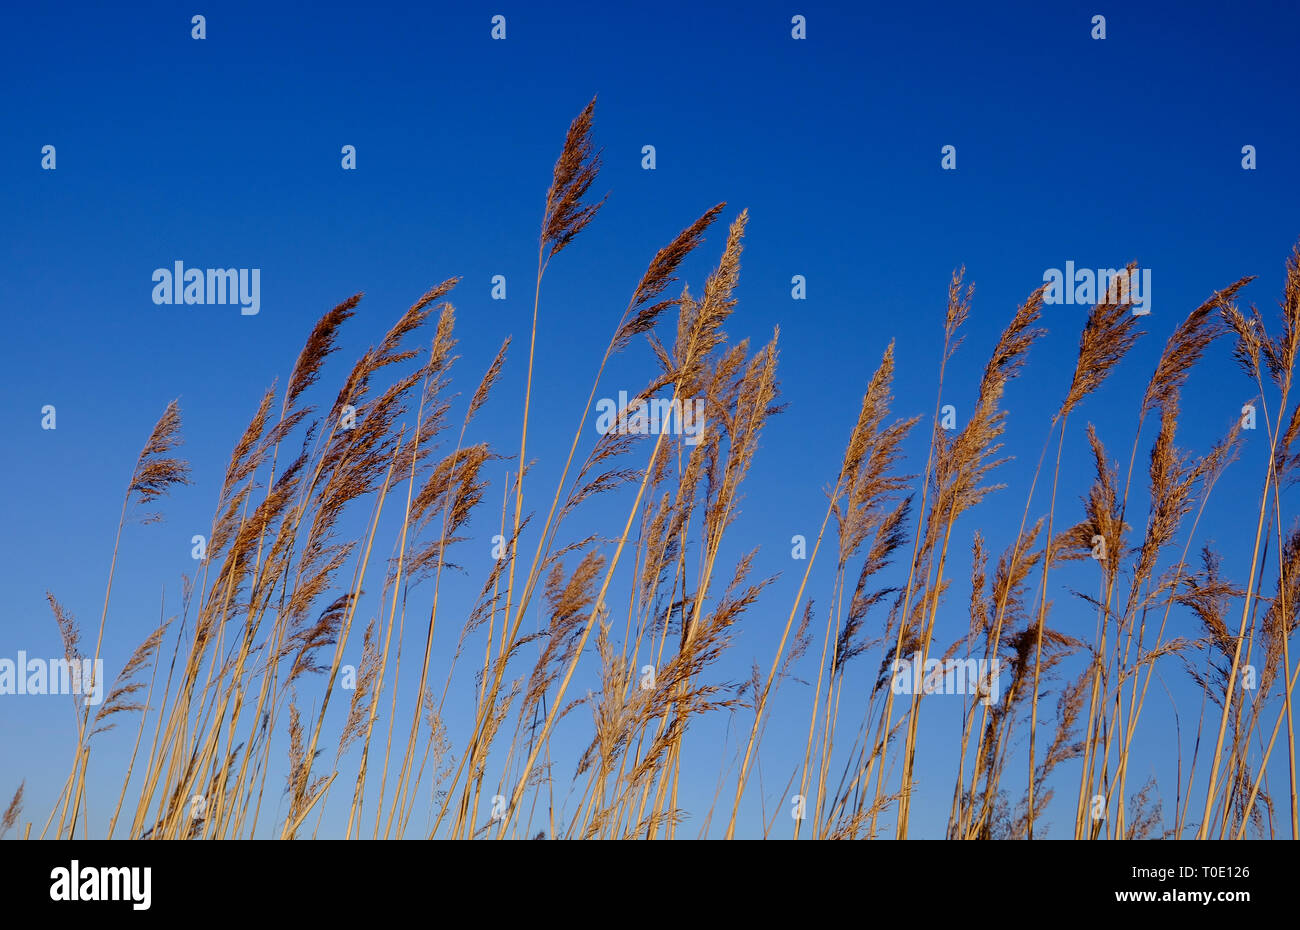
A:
17,101,1300,841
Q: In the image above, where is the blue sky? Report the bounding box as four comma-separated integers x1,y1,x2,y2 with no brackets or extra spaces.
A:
2,0,1299,839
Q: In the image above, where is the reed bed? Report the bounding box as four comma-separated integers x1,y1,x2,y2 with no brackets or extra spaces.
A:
9,99,1299,840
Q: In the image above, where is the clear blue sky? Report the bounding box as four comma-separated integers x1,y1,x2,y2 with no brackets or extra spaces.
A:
2,0,1298,838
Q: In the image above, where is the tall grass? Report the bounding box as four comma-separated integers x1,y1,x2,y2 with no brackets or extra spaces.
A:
11,100,1299,840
